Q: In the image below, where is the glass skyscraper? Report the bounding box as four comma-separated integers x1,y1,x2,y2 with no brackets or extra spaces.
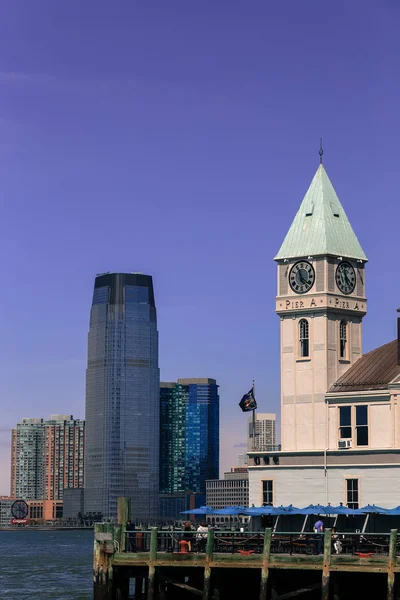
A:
85,273,159,520
160,378,219,507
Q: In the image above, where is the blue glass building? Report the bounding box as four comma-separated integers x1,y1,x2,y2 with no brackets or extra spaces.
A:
85,273,159,520
160,378,219,509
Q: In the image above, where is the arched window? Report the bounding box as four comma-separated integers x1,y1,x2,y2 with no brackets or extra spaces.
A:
340,320,347,358
299,319,309,357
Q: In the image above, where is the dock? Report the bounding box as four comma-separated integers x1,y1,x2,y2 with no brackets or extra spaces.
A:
93,499,400,599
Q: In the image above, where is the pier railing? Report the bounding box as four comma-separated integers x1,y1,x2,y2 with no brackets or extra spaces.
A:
123,529,394,556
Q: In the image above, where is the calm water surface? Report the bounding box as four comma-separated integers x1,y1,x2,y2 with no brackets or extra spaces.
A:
0,529,93,600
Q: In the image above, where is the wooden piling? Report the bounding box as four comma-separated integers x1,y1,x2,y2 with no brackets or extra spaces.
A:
259,528,272,600
388,529,397,600
93,523,115,600
135,578,143,598
117,497,131,553
147,527,158,600
321,528,332,600
203,527,214,600
114,570,130,600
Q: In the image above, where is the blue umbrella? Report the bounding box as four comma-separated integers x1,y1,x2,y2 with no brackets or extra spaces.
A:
297,504,332,515
383,506,400,516
271,505,300,515
326,505,362,515
358,504,388,514
181,506,216,515
243,506,275,516
214,506,247,515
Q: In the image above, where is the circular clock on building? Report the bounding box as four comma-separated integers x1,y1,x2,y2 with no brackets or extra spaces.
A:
11,500,29,520
336,262,356,295
289,261,315,294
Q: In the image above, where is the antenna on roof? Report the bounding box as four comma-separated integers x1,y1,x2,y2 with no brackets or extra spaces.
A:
319,138,324,164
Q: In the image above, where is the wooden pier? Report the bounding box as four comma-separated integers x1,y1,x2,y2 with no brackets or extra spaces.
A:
93,499,400,600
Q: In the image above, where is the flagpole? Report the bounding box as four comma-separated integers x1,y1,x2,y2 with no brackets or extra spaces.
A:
252,379,256,451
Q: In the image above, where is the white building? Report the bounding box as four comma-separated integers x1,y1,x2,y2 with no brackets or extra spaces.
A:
248,413,276,451
248,159,400,509
206,471,249,510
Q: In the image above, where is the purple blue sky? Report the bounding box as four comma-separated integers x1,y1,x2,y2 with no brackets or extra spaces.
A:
1,1,400,494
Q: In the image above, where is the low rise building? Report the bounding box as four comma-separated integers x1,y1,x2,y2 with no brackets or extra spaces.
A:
28,499,63,522
0,497,16,527
206,470,249,510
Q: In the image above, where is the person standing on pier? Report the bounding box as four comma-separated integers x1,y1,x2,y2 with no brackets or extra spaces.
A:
196,522,208,552
126,520,135,552
313,519,324,554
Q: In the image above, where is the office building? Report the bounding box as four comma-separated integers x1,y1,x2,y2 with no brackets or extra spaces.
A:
10,415,84,501
248,413,277,451
160,378,219,508
85,273,160,520
206,470,249,510
248,157,400,508
63,488,85,520
159,382,186,495
237,454,248,467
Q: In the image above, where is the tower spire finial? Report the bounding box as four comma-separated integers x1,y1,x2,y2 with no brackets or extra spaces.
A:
319,138,324,164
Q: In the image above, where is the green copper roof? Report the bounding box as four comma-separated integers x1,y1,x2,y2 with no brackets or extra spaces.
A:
274,165,367,262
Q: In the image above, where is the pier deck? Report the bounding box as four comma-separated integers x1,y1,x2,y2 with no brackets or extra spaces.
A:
93,499,400,600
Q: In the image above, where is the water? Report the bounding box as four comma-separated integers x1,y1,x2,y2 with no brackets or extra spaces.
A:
0,529,93,600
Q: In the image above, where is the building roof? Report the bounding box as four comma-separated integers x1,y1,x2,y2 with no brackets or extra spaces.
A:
274,164,367,261
329,340,400,393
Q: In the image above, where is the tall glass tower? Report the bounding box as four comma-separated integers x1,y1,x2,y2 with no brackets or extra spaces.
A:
85,273,159,520
160,378,219,507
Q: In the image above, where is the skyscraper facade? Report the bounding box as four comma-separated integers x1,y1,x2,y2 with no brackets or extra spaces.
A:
160,378,219,507
85,273,159,520
10,415,84,501
11,418,44,499
43,414,85,501
247,413,277,451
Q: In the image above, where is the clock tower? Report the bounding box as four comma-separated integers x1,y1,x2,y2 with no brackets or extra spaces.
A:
275,163,367,451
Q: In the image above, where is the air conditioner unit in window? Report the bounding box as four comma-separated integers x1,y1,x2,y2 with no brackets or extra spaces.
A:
338,439,352,449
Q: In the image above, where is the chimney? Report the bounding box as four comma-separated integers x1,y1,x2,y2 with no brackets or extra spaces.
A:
397,309,400,366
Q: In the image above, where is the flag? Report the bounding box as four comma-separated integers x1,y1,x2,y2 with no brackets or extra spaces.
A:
239,388,257,412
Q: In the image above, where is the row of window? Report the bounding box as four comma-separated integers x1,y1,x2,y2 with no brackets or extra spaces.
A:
262,479,359,509
299,319,348,358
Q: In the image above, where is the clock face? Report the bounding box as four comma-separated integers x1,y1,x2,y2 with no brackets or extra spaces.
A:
11,500,29,519
336,262,356,295
289,261,315,294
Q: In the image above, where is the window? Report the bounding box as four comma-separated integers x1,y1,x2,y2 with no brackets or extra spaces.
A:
299,319,309,358
262,480,273,505
340,320,347,358
356,405,368,446
339,406,352,439
339,405,368,446
346,479,359,509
